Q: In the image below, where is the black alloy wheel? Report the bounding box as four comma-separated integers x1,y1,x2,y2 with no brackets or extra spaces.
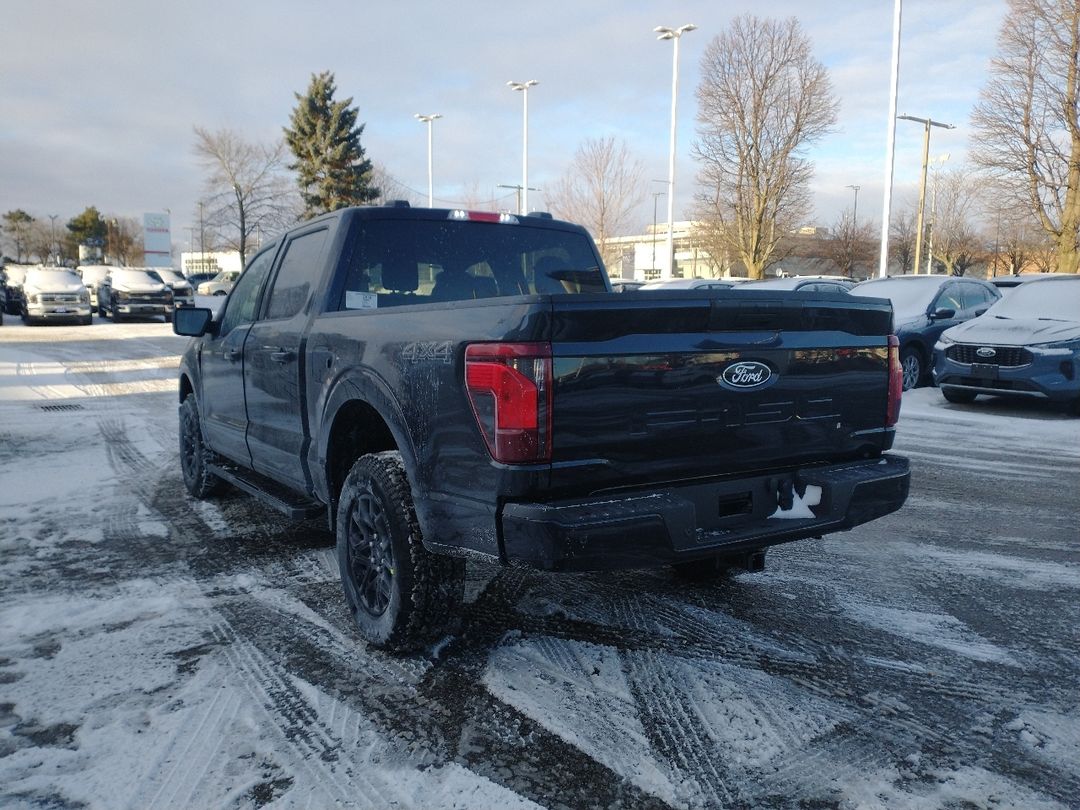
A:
345,482,396,617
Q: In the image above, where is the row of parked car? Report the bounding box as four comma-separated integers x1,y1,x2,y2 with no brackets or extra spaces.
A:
0,265,239,326
613,271,1080,413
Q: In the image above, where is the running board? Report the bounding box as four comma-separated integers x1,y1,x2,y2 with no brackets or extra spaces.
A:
208,462,326,521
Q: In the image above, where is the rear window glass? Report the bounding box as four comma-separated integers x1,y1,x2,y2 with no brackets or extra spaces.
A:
336,218,606,310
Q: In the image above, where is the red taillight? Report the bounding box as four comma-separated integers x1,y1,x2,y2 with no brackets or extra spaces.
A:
465,342,552,463
886,335,902,427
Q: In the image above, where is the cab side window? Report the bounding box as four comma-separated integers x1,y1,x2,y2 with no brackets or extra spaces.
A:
218,249,275,336
264,230,329,320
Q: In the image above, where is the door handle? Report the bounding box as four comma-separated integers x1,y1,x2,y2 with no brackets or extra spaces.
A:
223,349,242,362
270,350,295,364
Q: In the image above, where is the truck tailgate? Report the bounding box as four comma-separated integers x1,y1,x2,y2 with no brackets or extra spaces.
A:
549,291,894,492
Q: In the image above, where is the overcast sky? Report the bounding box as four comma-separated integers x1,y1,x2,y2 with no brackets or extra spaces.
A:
1,0,1007,255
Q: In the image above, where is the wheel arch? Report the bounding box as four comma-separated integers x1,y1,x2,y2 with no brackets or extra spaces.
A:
179,372,194,403
317,372,418,534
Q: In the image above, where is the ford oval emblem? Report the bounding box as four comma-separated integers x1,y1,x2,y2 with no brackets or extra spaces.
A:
976,347,997,358
719,361,773,389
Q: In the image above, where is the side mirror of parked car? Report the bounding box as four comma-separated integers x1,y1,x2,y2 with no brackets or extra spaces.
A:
173,307,214,337
930,307,956,321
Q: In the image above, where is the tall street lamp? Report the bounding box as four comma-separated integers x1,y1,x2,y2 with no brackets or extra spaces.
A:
898,114,954,274
925,153,949,274
415,113,442,207
651,190,666,275
878,0,903,278
846,185,861,229
655,23,696,280
507,80,538,214
48,214,58,263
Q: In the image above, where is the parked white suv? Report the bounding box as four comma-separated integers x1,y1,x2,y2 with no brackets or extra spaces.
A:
21,268,93,325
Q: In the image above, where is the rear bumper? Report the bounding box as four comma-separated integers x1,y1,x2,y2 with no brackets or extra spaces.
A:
500,455,910,571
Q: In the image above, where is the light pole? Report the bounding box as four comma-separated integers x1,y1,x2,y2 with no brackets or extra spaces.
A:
415,113,442,207
497,183,538,214
655,23,696,280
878,0,903,278
925,153,949,274
898,114,954,274
507,80,538,214
846,185,861,229
48,214,58,263
651,190,665,275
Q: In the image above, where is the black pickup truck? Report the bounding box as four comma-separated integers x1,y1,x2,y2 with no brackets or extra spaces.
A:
174,204,909,650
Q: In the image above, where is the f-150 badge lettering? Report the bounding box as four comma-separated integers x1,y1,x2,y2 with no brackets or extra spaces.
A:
402,341,453,364
719,361,773,389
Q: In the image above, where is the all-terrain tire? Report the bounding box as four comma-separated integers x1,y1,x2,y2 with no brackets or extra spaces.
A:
336,451,466,652
179,396,224,499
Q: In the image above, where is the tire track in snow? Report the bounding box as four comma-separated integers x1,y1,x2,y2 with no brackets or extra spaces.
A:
138,673,244,810
218,583,674,809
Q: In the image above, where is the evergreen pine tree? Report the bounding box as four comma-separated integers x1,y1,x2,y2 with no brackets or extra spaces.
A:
66,206,107,245
284,71,379,217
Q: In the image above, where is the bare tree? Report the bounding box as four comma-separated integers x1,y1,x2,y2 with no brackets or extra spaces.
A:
827,210,877,277
889,206,918,274
979,182,1055,275
109,216,144,266
928,169,981,275
193,127,298,268
971,0,1080,272
547,136,645,268
693,15,838,279
370,163,421,207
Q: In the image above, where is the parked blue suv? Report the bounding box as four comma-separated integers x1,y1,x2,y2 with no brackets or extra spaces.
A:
933,275,1080,413
850,275,1000,390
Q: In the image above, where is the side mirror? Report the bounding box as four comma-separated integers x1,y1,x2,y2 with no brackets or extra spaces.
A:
931,307,956,321
173,306,214,337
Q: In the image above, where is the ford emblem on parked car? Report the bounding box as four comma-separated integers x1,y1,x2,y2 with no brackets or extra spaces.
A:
719,361,774,389
976,347,997,358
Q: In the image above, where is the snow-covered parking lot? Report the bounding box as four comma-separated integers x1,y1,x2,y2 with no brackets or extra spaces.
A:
1,317,1078,810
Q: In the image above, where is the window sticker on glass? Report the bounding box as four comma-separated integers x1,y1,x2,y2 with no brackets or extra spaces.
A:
346,291,378,310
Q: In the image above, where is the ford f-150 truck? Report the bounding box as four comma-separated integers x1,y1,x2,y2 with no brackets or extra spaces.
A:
174,204,909,650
